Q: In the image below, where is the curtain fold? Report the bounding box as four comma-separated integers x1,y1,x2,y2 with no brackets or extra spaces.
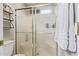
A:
68,3,77,52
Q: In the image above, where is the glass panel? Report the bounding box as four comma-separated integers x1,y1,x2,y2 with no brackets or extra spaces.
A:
16,32,32,55
16,9,33,56
34,5,57,56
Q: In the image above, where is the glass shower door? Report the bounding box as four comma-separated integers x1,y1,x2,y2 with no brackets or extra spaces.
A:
34,5,57,56
15,4,57,56
16,8,33,56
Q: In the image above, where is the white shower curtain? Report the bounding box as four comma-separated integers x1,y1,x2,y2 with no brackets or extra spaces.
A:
55,3,77,52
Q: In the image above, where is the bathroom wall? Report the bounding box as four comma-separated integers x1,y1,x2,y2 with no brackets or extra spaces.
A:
0,4,3,42
0,3,3,56
36,14,56,33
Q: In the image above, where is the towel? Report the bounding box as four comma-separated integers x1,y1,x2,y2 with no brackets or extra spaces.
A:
55,3,69,50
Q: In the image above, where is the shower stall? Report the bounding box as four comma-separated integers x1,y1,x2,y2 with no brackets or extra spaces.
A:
15,4,57,56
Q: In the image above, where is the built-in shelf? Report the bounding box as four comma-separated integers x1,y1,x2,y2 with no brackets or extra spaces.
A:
4,27,14,28
3,22,14,30
3,4,14,49
3,3,13,14
3,9,13,14
3,3,14,30
3,27,14,30
3,18,14,21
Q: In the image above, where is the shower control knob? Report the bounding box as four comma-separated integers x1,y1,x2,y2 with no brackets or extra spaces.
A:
52,24,55,28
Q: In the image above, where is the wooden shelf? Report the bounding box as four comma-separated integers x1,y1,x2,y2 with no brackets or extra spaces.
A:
3,27,14,30
4,27,14,28
3,9,13,14
3,18,14,21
